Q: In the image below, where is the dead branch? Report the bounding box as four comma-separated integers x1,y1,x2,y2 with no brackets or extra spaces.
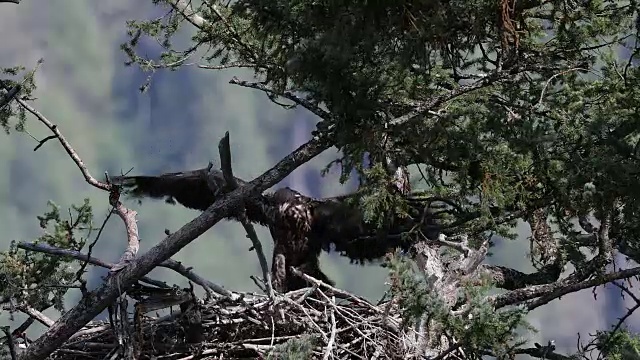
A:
492,263,640,309
16,305,54,328
479,262,563,291
217,131,274,299
13,96,109,192
510,341,574,360
108,200,140,274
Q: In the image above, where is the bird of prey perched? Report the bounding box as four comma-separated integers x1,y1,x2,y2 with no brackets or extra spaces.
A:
111,166,419,292
111,168,337,292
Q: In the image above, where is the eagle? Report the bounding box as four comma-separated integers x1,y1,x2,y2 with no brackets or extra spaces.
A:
111,166,417,292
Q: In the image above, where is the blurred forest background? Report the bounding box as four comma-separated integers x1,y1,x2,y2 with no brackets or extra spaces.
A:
1,0,637,354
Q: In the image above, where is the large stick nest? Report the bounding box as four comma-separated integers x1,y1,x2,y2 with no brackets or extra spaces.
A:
48,284,406,360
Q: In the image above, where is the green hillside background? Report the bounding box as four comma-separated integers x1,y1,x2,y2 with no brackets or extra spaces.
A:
0,0,635,353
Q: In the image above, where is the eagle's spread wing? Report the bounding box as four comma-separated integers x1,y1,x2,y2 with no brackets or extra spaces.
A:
111,169,272,226
111,168,215,211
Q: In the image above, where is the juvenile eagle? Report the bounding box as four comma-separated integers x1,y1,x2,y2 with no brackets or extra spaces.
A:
111,167,416,292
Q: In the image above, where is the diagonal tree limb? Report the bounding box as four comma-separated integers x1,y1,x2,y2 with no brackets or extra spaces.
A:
19,136,330,360
491,264,640,309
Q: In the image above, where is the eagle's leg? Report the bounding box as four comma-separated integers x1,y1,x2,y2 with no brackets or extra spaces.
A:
271,251,287,293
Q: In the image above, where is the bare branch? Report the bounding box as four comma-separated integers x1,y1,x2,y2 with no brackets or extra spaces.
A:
512,341,574,360
534,68,587,109
479,261,563,291
216,131,274,298
13,97,109,191
108,200,140,274
598,281,640,352
167,0,207,29
16,305,55,328
198,63,254,70
492,264,640,309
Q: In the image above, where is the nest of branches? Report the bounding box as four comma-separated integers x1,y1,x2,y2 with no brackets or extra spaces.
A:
48,281,405,360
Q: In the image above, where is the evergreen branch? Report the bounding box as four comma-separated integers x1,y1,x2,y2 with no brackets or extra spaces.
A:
0,83,20,110
389,73,504,126
229,77,331,120
17,242,159,291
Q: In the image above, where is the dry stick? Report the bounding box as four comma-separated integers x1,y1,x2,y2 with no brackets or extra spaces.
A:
17,305,55,328
217,131,275,299
109,201,140,274
322,296,337,360
289,268,381,313
16,242,165,288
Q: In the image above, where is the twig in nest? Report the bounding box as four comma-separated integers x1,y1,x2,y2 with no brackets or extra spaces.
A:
322,296,337,360
217,131,274,299
290,267,380,312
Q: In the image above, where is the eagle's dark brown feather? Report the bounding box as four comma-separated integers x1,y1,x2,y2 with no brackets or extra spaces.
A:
111,169,422,292
269,187,333,292
111,169,273,227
